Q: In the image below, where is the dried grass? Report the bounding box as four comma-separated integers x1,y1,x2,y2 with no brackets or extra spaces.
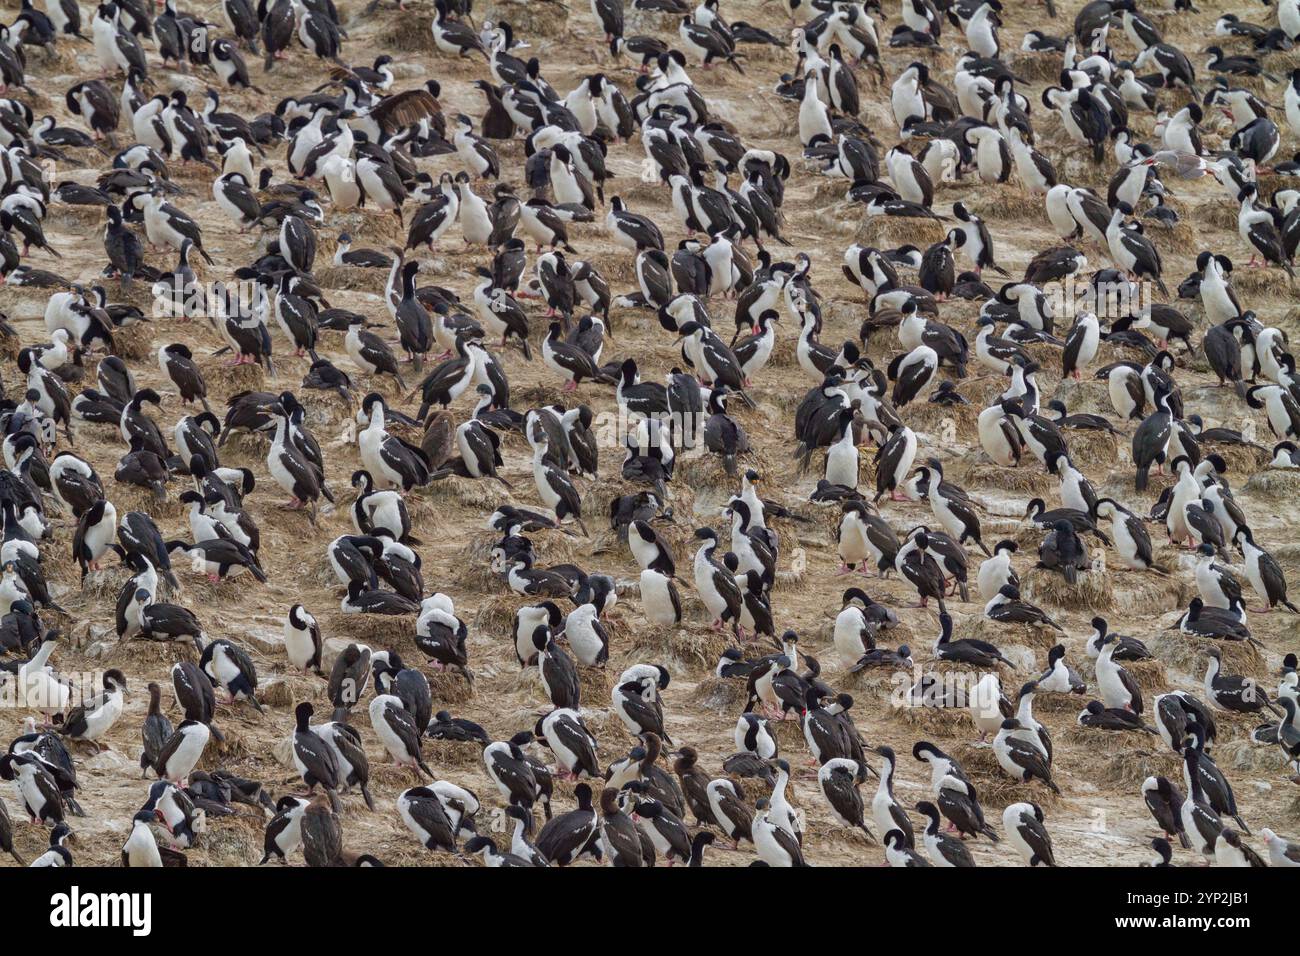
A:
957,459,1053,496
1124,657,1169,693
906,400,978,444
207,361,268,396
1021,564,1115,613
1009,52,1065,84
110,481,184,521
626,623,730,670
102,637,193,668
484,0,569,37
314,264,386,293
1072,735,1180,789
472,594,534,637
1111,572,1189,616
377,15,439,53
893,698,970,735
962,614,1056,659
331,611,417,645
298,390,354,430
419,474,504,510
1213,738,1293,774
576,665,614,704
1065,428,1119,466
856,215,948,249
969,189,1050,223
452,535,507,592
427,669,475,705
840,662,901,695
676,453,746,491
1232,267,1295,299
690,676,750,713
1148,630,1265,674
1244,468,1300,499
424,739,487,772
111,322,155,361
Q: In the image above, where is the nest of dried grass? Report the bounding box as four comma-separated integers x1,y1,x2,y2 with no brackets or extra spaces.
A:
115,481,186,521
204,722,253,762
331,209,406,246
690,675,749,713
959,614,1052,661
840,663,901,697
811,179,851,208
1009,51,1065,84
893,698,970,734
1196,201,1241,237
1213,737,1293,774
102,636,192,668
256,677,298,709
298,389,353,430
472,593,534,637
419,474,505,510
1244,468,1300,498
1021,564,1115,613
626,623,730,669
196,816,264,866
485,0,569,36
207,360,267,397
1031,691,1088,714
377,14,438,52
958,459,1053,497
110,322,155,361
1073,736,1180,789
425,668,474,706
451,535,507,592
423,739,487,773
331,611,416,645
1232,266,1295,298
856,214,948,249
969,189,1050,223
768,713,806,750
576,664,614,704
676,452,744,491
1111,571,1188,615
906,399,978,445
774,564,809,593
1064,427,1119,465
1148,630,1264,674
1151,214,1200,251
1124,657,1169,693
314,263,386,293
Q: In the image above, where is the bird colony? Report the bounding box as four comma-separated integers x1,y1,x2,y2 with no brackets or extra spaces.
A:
0,0,1299,869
